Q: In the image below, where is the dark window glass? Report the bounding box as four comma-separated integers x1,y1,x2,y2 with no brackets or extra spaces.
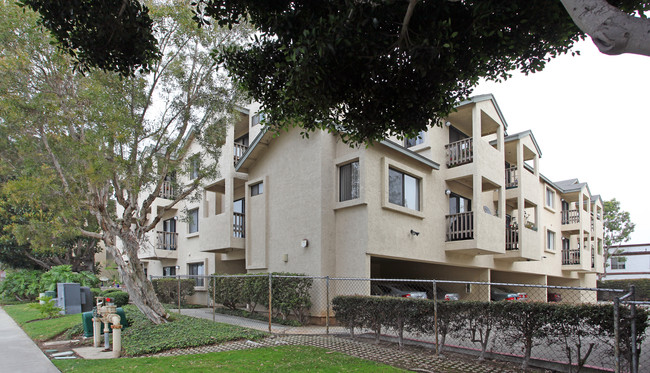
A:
388,168,419,211
251,182,263,196
339,161,360,202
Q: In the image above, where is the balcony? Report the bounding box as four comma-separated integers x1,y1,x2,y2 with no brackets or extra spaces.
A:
561,209,580,224
233,211,245,238
446,211,474,241
562,248,581,265
234,143,248,166
156,231,178,251
159,180,175,199
505,226,518,250
505,165,518,189
445,138,473,168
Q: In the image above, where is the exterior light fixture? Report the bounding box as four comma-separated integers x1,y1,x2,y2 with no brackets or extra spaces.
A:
445,121,451,127
410,230,420,236
445,189,452,196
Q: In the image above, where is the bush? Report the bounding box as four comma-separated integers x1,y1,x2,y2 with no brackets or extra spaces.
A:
28,296,62,319
0,269,43,300
100,289,130,307
208,275,243,310
40,265,99,291
598,279,650,301
151,278,195,304
332,295,649,370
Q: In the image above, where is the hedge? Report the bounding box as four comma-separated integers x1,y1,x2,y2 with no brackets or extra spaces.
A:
598,279,650,301
332,296,649,371
100,289,130,307
208,273,313,325
151,278,195,304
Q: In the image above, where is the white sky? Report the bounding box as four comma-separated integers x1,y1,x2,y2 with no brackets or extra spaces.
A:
473,40,650,245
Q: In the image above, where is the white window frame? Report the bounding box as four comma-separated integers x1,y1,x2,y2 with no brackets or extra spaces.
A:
545,187,555,209
610,256,626,270
188,262,205,287
250,182,263,196
339,161,360,202
188,208,199,233
546,230,556,251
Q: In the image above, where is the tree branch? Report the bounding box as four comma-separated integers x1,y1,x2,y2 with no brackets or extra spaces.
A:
561,0,650,56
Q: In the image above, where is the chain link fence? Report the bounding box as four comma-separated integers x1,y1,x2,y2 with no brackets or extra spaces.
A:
150,274,648,372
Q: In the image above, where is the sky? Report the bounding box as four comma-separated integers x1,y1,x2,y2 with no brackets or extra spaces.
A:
473,40,650,245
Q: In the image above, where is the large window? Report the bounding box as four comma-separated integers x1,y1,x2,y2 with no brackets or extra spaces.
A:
189,155,200,180
188,262,204,286
163,266,176,277
252,112,266,126
610,256,626,270
547,230,556,251
251,182,263,196
449,193,471,214
546,187,555,209
388,168,420,211
404,131,425,148
188,208,199,233
339,161,360,202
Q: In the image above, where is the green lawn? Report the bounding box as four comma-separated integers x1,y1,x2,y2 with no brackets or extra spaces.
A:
3,303,81,341
54,345,405,372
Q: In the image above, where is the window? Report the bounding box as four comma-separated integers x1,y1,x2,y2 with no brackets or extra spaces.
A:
546,187,555,209
388,168,419,210
404,131,425,148
251,182,263,196
163,266,176,277
188,263,205,286
252,112,266,126
188,208,199,233
610,256,626,270
161,218,177,250
339,161,360,202
547,230,556,251
449,193,471,214
189,155,200,180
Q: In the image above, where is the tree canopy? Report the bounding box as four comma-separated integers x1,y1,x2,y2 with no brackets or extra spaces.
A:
603,198,635,248
19,0,650,144
0,1,250,323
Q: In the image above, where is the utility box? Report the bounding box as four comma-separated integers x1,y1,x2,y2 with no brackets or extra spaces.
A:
81,308,128,337
80,286,93,312
56,283,81,315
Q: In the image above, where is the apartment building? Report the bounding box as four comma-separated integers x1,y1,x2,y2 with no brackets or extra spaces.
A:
136,94,605,304
602,243,650,280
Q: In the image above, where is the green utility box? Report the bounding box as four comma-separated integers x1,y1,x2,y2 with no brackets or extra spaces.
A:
81,308,128,338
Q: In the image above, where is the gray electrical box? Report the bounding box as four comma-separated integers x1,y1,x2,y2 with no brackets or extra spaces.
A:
56,283,81,315
80,286,93,312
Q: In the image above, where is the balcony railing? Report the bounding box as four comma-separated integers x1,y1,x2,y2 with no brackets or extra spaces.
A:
446,211,474,241
505,226,519,250
562,248,581,265
156,231,178,251
233,212,245,238
234,143,249,166
445,138,473,168
561,209,580,225
505,165,518,189
159,180,175,199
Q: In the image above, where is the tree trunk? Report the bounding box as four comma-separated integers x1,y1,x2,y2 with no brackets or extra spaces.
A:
108,232,169,324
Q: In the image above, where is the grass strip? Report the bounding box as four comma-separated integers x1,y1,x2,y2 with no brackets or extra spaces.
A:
3,303,81,341
54,345,405,372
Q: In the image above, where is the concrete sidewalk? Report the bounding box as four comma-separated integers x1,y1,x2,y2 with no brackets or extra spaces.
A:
0,306,60,373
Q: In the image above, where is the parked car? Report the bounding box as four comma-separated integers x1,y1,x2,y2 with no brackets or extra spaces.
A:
491,287,528,301
547,292,562,302
436,286,460,301
371,283,428,299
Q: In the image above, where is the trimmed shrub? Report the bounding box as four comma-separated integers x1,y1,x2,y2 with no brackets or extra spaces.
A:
151,278,195,304
598,279,650,301
271,274,313,324
208,275,243,310
100,289,130,307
